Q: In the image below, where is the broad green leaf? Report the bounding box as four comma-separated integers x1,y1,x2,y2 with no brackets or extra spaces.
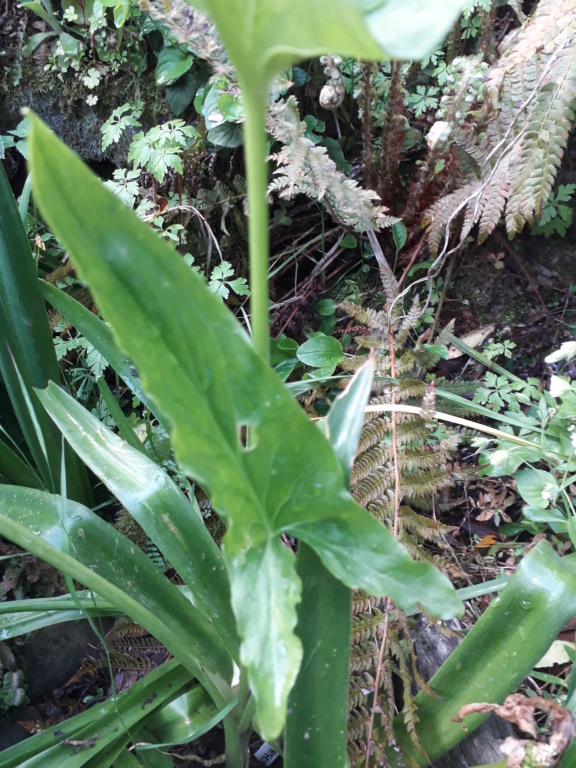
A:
516,468,559,509
38,381,238,658
113,0,131,27
292,514,455,619
156,45,194,86
326,360,373,486
218,93,245,122
59,31,82,57
207,121,244,148
230,539,302,738
187,0,382,91
0,658,193,768
20,0,62,31
315,299,338,317
0,486,232,701
365,0,468,60
387,541,576,766
166,73,197,116
114,750,143,768
392,221,407,253
0,437,42,489
29,117,460,739
188,0,466,94
296,335,344,368
22,31,56,58
143,686,219,747
285,544,351,768
286,364,372,768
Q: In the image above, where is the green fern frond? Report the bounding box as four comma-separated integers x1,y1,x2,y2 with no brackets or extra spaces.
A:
340,300,390,331
435,320,456,347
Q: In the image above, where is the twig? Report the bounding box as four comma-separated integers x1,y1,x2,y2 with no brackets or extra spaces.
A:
429,249,458,339
397,231,428,289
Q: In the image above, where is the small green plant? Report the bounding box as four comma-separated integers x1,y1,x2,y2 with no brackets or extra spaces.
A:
127,120,199,183
473,370,540,412
100,103,143,151
483,339,517,360
530,184,576,238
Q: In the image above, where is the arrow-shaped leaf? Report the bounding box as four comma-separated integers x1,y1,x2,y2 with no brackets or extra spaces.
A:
29,117,461,739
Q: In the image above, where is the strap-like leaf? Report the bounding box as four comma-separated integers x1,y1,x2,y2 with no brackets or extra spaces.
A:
37,381,238,658
0,164,91,502
0,486,232,700
0,658,193,768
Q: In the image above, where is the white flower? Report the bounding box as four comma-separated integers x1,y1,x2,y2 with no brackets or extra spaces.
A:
83,67,101,89
545,342,576,364
63,5,78,21
427,121,451,150
549,375,572,398
86,94,98,106
571,432,576,454
489,449,509,467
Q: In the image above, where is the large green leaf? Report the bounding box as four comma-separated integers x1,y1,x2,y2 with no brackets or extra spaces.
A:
29,116,460,739
0,486,232,703
0,164,91,502
387,541,576,766
365,0,470,60
37,381,238,658
0,436,42,488
188,0,467,91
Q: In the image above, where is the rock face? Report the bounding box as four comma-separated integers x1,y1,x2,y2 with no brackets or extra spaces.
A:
0,0,157,169
413,618,512,767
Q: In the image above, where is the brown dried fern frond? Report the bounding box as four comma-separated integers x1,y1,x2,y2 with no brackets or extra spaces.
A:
268,97,398,233
424,0,576,252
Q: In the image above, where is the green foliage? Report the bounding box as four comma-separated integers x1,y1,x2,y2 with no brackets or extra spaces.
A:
530,183,576,238
269,97,397,232
424,0,576,250
473,371,540,412
127,120,199,182
101,103,142,151
454,339,576,546
208,260,249,300
339,251,473,761
6,2,575,767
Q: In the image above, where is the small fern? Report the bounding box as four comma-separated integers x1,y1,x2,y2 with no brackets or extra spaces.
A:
343,258,475,764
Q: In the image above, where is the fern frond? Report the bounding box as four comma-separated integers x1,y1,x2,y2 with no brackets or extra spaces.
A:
340,301,390,331
423,181,481,255
425,0,576,245
269,97,397,232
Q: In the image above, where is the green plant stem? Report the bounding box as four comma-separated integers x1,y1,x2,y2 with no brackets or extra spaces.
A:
241,87,271,363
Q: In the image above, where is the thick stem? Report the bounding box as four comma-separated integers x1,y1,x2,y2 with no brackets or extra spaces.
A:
242,88,271,363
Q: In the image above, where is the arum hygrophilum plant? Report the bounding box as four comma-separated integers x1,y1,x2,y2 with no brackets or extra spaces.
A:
6,2,575,768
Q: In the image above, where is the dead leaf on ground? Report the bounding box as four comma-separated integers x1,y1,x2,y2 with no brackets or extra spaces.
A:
452,693,574,767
